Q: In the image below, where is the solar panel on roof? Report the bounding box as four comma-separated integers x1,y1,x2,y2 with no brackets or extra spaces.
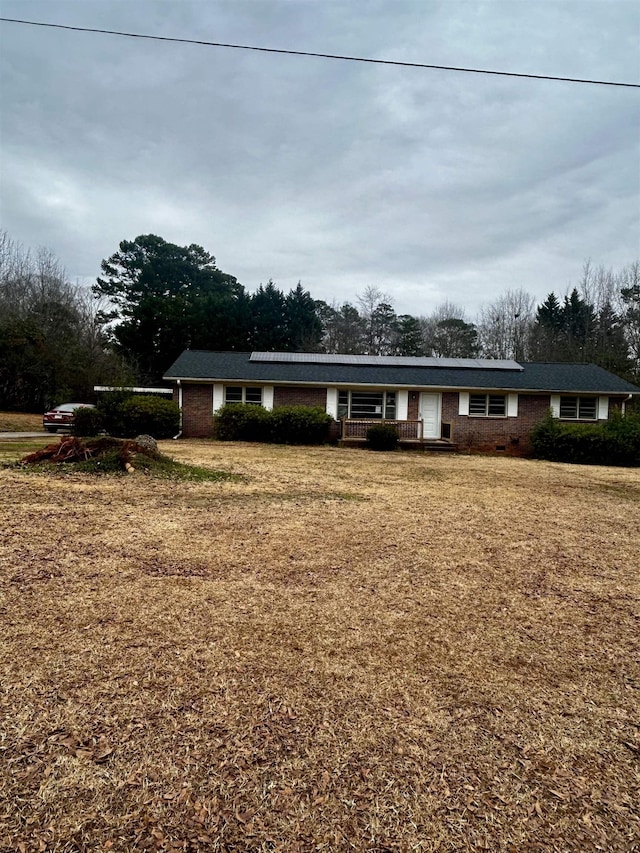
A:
249,352,523,370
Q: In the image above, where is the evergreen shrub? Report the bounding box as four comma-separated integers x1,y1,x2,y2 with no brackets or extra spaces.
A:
214,404,273,442
531,410,640,467
97,393,179,439
214,404,332,444
366,423,399,451
269,406,332,444
97,391,133,437
118,396,180,439
73,406,105,437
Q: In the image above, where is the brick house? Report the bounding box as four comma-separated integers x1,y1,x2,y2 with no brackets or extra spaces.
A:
163,350,640,454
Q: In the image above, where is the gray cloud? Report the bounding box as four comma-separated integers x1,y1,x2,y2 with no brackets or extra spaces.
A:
1,0,638,318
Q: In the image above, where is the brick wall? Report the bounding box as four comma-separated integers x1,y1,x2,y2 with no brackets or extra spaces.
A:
181,384,214,438
273,386,328,409
408,390,550,455
443,393,549,455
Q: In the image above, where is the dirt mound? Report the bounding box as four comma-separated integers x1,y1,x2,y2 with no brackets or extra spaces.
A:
22,435,158,470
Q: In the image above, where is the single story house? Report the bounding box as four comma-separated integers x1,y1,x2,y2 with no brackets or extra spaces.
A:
163,350,640,454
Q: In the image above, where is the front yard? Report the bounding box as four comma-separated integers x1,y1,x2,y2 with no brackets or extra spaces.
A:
1,442,638,851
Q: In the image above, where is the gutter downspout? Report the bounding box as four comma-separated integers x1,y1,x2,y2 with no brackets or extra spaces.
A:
173,380,183,439
621,393,633,416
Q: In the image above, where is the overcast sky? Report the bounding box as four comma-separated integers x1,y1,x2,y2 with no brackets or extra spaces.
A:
1,0,639,316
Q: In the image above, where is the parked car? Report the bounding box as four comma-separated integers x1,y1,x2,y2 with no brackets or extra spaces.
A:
43,403,96,433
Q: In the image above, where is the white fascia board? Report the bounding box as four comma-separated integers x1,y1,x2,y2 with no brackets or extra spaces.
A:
94,385,172,394
165,377,634,395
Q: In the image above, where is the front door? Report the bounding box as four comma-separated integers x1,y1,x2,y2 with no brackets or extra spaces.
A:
419,393,441,439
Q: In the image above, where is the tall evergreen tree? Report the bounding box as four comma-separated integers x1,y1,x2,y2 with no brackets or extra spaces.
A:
431,318,479,358
394,315,424,356
369,302,399,355
94,234,246,381
333,303,366,354
530,293,565,360
285,283,323,351
562,288,596,361
249,281,289,350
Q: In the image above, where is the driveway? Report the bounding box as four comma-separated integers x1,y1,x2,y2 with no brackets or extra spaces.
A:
0,432,64,439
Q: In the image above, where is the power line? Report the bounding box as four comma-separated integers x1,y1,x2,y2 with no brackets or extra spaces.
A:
1,16,639,89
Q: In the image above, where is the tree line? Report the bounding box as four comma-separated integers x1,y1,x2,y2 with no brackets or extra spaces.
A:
1,231,638,411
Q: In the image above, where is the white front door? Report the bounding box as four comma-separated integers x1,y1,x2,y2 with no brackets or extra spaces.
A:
419,393,441,439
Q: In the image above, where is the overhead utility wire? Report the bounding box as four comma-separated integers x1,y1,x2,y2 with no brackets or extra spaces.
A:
1,17,639,88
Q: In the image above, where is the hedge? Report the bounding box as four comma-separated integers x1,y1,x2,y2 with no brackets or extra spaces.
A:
269,406,333,444
73,406,105,437
530,410,640,467
214,404,333,445
214,403,272,442
97,393,180,439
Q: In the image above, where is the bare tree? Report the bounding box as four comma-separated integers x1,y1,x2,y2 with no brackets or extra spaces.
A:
357,286,395,354
419,301,471,357
477,288,535,361
0,232,132,409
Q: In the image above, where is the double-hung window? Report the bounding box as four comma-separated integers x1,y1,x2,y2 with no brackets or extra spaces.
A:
225,386,263,406
337,390,396,419
559,396,597,420
469,394,507,417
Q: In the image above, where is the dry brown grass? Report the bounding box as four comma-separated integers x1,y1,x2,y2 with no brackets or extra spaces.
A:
0,412,43,432
1,442,639,852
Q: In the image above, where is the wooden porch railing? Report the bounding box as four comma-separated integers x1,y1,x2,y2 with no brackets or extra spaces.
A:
341,419,423,440
341,419,455,442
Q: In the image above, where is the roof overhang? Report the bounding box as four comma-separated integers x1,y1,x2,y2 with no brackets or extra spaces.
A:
164,376,636,395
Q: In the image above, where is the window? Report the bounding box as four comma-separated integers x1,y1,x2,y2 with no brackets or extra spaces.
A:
469,394,506,417
559,396,597,420
225,386,263,405
337,390,397,419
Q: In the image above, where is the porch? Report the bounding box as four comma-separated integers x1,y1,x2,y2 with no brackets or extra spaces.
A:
339,418,458,451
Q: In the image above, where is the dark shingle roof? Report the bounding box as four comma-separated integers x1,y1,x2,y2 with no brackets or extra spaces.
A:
164,350,640,395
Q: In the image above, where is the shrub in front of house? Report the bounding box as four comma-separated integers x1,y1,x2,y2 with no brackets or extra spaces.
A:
269,406,333,444
97,391,134,437
531,410,640,466
214,403,273,442
103,395,180,439
215,404,333,444
73,406,105,437
366,423,399,451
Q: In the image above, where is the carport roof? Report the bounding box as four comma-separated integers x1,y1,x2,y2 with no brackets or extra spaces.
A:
164,350,640,394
